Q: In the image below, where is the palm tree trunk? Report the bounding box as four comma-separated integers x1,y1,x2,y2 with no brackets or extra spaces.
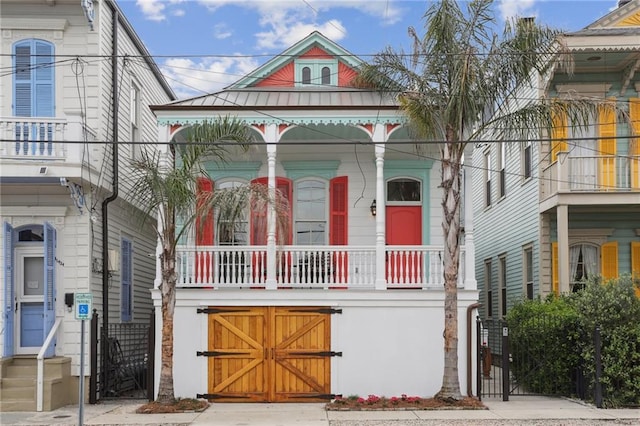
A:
436,139,463,401
156,246,176,403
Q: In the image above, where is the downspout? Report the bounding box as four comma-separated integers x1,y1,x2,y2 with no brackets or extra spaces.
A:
466,302,481,397
102,3,119,337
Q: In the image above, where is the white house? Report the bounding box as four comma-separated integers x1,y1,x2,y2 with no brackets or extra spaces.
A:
0,0,175,411
150,31,479,402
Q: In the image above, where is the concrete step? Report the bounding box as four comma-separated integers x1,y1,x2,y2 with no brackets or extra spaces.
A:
0,399,37,412
4,365,36,378
1,376,36,388
0,357,72,412
1,384,36,399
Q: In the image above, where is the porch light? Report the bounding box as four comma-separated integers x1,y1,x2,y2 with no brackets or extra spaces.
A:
370,199,377,216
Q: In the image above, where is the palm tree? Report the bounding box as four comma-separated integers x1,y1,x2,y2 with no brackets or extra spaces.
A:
128,117,289,404
355,0,609,400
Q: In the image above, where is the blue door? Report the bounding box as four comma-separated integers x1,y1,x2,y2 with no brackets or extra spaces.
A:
12,222,56,356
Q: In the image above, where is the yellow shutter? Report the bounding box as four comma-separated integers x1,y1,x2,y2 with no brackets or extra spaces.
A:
551,108,568,162
598,101,617,190
552,242,559,294
630,98,640,189
632,241,640,297
600,241,618,280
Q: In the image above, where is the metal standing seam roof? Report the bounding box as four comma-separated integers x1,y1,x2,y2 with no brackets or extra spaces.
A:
152,88,400,110
567,27,640,38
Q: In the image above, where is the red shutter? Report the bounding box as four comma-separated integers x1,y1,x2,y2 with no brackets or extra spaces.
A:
195,178,214,283
330,176,348,245
330,176,348,286
250,177,268,245
196,178,214,245
251,177,292,245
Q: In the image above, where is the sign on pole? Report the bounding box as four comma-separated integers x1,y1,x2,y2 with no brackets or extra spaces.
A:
74,292,92,321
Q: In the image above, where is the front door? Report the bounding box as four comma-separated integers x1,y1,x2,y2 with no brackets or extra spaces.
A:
15,247,45,355
386,206,422,285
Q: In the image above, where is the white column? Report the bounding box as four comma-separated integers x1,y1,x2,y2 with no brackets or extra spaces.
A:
557,204,570,293
463,165,477,290
265,124,278,290
373,124,387,290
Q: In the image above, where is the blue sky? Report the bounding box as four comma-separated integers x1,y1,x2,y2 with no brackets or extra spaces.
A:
116,1,622,98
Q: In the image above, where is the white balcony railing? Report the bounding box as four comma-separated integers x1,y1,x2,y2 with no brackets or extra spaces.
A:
0,117,68,159
542,154,640,199
176,245,466,290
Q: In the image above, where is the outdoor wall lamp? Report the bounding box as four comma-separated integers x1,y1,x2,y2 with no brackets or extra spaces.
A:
370,199,377,216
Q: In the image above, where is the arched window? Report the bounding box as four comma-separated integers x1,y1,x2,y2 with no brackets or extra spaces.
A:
302,67,311,85
321,66,331,85
17,224,45,242
13,39,54,117
386,178,421,203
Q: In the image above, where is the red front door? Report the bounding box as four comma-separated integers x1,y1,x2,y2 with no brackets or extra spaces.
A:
386,206,422,285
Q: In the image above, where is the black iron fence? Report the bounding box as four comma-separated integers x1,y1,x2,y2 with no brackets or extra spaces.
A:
89,310,155,402
477,316,603,406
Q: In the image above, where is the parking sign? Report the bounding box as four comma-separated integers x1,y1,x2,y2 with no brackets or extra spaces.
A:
74,293,93,320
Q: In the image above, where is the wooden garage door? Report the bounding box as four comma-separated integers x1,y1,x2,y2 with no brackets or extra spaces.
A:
205,307,333,402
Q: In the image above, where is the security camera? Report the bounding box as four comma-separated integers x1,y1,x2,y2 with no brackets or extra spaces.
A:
60,177,68,187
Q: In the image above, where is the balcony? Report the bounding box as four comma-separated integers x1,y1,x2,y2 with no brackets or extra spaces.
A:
541,153,640,209
176,245,466,290
0,116,96,161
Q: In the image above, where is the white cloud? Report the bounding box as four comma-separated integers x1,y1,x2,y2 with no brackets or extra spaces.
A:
497,0,538,21
256,19,347,49
161,56,260,98
213,23,233,40
137,0,406,49
136,0,186,21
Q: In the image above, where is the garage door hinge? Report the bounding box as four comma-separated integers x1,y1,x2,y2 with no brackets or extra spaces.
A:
196,350,250,357
297,351,342,357
298,393,342,400
196,307,251,314
196,393,247,400
289,308,342,314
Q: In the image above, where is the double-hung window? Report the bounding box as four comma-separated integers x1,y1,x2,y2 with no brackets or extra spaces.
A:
294,179,327,245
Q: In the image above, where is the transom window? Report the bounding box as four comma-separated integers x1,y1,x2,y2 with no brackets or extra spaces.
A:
294,179,327,245
386,178,421,203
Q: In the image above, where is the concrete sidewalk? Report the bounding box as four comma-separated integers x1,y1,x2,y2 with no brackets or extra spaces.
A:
1,396,638,426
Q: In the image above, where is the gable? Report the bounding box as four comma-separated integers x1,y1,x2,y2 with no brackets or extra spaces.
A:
585,1,640,29
615,10,640,27
230,31,362,89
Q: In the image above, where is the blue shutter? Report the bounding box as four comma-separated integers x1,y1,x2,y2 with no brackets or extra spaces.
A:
34,41,54,117
14,42,32,117
3,222,15,357
12,39,54,118
43,222,56,358
121,239,132,322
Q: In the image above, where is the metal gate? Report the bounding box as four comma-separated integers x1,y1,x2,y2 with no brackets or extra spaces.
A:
89,310,155,402
477,316,583,400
